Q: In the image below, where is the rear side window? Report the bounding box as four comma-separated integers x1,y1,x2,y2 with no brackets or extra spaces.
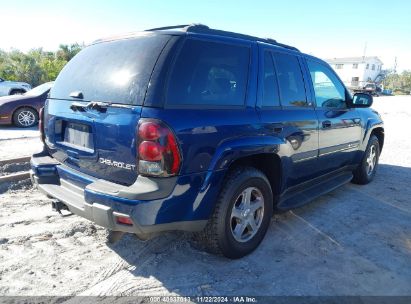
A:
262,51,280,107
50,34,170,105
167,39,250,106
273,53,307,107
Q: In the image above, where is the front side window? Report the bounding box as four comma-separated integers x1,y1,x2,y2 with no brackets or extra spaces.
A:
307,60,346,109
167,39,250,106
273,53,307,107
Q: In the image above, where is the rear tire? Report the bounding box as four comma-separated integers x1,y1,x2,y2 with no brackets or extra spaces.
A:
13,107,38,128
352,135,380,185
195,167,273,259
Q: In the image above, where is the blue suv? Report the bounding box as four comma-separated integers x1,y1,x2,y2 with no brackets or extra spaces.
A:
31,24,384,258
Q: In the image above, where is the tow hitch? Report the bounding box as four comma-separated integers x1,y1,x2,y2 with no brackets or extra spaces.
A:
51,200,73,217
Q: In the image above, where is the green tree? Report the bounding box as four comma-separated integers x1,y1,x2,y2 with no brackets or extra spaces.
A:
0,43,83,87
56,43,83,61
383,71,411,93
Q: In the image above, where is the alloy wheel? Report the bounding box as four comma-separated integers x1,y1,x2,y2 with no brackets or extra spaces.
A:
230,187,265,243
17,110,36,127
366,145,377,175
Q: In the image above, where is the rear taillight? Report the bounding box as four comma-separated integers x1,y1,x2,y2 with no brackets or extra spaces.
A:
115,216,133,226
39,107,45,143
137,119,181,177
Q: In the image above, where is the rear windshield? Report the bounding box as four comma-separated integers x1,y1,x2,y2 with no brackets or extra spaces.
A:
50,34,170,105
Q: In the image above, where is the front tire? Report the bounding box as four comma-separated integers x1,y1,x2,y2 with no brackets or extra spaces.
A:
13,107,38,128
352,135,380,185
196,167,273,259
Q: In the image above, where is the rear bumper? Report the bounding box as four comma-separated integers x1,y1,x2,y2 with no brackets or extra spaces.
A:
30,152,215,237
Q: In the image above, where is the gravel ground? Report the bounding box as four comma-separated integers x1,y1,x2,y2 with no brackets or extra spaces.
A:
0,125,39,140
0,96,410,296
0,137,43,160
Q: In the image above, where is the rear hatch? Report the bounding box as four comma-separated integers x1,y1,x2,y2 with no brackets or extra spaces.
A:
44,33,171,185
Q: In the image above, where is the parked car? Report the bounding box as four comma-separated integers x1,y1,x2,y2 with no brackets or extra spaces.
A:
31,25,384,258
0,82,53,127
0,77,32,96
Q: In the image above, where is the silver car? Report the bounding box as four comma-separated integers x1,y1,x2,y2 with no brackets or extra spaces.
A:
0,77,32,97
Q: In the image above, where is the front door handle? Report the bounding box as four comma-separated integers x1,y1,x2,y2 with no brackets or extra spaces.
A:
322,120,332,128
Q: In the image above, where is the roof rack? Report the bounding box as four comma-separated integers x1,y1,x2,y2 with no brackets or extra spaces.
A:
145,24,299,52
145,24,209,32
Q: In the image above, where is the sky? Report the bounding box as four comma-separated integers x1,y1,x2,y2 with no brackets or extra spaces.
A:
1,0,410,71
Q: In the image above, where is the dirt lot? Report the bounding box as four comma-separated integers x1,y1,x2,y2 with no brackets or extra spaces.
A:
0,96,410,296
0,125,41,160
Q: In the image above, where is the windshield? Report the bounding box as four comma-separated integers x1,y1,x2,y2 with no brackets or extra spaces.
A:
24,82,53,96
50,34,170,105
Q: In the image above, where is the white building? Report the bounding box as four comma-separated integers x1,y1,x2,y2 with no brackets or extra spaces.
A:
325,56,384,88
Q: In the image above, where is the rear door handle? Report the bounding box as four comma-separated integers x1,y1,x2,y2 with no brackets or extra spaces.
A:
322,120,332,128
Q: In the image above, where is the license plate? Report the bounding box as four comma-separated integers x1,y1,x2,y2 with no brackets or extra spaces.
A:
63,122,94,151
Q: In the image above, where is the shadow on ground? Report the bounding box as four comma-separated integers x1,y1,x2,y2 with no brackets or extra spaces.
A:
88,163,411,296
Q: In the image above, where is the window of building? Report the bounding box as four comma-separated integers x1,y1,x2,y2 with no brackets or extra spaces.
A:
262,51,280,107
167,39,250,106
366,64,369,69
335,64,344,69
351,77,359,87
273,53,307,107
372,64,375,70
353,63,358,69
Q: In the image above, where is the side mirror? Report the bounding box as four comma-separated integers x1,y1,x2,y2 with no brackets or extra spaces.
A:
349,93,373,108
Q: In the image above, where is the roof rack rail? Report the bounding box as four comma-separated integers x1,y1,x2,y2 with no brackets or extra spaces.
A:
145,24,299,52
145,24,209,32
264,38,299,52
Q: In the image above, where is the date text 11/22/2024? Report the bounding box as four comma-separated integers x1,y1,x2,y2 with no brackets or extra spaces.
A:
148,296,257,303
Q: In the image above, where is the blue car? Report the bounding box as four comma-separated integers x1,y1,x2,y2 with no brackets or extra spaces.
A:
31,25,384,258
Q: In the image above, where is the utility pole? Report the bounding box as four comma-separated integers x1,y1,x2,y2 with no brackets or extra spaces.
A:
362,42,367,61
393,56,397,74
393,57,399,91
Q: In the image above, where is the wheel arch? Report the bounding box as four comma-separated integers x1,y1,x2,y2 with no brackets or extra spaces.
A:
371,127,384,153
224,153,282,200
8,88,27,95
206,136,284,204
362,117,384,151
12,105,39,117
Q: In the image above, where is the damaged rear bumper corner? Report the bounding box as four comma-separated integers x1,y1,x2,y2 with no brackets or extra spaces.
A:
30,153,207,238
